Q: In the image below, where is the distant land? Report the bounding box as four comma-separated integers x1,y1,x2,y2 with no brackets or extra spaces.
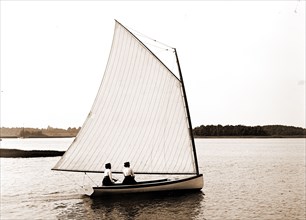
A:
0,125,305,138
0,126,81,138
193,125,306,138
0,149,65,158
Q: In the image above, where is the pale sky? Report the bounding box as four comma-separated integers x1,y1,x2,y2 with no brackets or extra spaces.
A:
1,1,305,129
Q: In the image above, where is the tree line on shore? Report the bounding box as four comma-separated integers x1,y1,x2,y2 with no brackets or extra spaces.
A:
1,124,305,138
0,126,81,138
193,125,306,137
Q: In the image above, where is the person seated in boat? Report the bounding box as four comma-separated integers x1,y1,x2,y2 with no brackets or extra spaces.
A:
102,163,117,186
122,162,137,184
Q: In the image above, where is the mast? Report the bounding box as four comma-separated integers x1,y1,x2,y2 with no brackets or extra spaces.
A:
174,48,200,175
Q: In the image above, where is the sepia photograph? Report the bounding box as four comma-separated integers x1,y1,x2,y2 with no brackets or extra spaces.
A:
1,1,305,219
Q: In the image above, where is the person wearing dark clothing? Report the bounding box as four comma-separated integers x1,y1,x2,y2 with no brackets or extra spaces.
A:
102,163,116,186
122,162,137,185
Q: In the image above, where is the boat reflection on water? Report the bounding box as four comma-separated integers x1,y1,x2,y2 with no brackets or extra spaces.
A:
81,191,205,219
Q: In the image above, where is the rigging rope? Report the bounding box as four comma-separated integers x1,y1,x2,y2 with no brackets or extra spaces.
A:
84,172,99,187
141,40,173,52
127,26,175,50
59,172,99,188
59,171,84,188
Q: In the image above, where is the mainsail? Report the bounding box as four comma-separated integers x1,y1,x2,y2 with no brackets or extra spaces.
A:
53,21,197,175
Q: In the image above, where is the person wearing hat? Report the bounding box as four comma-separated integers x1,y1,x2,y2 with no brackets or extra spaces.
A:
122,162,136,184
102,163,117,186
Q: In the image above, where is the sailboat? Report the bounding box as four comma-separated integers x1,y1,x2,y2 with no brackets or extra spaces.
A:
52,20,203,196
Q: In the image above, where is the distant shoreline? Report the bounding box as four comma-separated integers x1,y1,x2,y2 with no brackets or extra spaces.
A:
193,125,306,137
194,135,306,138
0,126,80,138
1,125,305,139
0,148,65,158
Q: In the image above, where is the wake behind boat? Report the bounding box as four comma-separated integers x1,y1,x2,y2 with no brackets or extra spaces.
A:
52,20,204,196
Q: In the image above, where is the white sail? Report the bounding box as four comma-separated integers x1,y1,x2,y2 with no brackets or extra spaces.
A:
53,21,196,175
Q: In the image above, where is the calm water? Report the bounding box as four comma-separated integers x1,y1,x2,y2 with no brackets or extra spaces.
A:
0,138,305,220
